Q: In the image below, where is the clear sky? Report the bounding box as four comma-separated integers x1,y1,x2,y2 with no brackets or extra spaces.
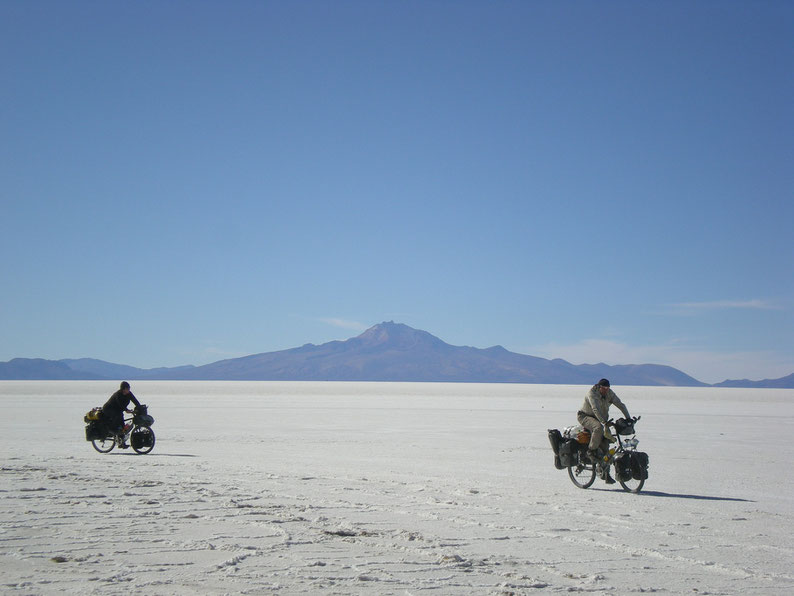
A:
2,1,792,384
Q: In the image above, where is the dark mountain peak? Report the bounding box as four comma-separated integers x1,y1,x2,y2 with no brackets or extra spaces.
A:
355,321,448,350
485,345,509,353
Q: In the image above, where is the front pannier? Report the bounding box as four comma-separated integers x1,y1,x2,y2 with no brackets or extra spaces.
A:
548,429,564,469
630,451,649,480
614,452,633,481
558,439,577,468
131,428,153,449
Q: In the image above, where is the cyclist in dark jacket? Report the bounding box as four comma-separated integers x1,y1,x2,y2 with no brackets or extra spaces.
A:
102,381,141,446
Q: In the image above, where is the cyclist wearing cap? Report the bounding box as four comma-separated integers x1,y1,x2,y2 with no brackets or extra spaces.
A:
577,379,631,480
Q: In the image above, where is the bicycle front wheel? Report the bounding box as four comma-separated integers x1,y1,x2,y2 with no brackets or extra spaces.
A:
618,474,645,493
131,427,155,454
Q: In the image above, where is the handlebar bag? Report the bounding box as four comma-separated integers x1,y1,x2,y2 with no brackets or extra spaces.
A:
134,414,155,427
614,418,635,435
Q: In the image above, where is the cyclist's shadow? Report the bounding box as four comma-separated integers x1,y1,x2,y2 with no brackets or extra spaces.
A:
111,452,198,457
631,490,753,502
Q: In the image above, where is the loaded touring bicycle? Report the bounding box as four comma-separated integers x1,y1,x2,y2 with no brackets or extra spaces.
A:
548,416,648,493
84,404,156,455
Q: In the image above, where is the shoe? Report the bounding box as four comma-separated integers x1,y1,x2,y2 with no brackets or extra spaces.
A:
119,442,130,449
605,474,616,484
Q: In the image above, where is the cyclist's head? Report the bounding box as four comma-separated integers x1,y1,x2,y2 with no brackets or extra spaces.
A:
120,381,131,391
598,378,610,388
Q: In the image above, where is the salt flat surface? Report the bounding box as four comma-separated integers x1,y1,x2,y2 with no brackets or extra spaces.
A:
1,381,793,595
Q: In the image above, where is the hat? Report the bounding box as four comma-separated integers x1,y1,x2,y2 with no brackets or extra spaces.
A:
597,378,610,387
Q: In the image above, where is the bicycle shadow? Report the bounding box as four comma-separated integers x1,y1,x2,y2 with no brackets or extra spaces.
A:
110,452,198,458
639,490,754,502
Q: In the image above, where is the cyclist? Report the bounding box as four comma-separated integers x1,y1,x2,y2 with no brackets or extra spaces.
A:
577,379,631,483
101,381,141,448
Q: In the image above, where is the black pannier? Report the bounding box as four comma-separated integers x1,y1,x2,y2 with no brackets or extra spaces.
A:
614,452,633,481
548,429,565,469
548,429,562,454
131,428,153,449
630,451,649,480
85,421,105,441
558,439,577,468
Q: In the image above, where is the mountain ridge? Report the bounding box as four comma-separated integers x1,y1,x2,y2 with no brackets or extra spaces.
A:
1,322,791,387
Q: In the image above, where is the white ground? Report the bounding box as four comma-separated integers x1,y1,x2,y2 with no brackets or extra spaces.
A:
1,381,793,595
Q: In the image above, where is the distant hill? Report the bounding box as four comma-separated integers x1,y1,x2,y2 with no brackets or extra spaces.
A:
1,322,791,387
60,358,196,380
0,358,105,380
156,322,708,386
712,373,794,389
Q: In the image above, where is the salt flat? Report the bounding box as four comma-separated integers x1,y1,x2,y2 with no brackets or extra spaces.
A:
1,381,793,595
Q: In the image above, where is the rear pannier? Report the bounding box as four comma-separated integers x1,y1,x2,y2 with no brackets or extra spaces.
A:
548,429,565,469
558,439,578,468
85,421,104,441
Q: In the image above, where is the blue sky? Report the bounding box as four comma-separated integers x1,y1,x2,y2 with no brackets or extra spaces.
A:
2,1,792,384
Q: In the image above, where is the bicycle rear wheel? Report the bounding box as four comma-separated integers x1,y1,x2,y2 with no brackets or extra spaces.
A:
568,461,596,488
92,436,115,453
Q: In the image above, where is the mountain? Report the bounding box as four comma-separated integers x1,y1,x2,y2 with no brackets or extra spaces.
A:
60,358,196,380
1,322,790,387
0,357,191,381
0,358,105,380
158,322,708,386
0,322,702,385
712,373,794,389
